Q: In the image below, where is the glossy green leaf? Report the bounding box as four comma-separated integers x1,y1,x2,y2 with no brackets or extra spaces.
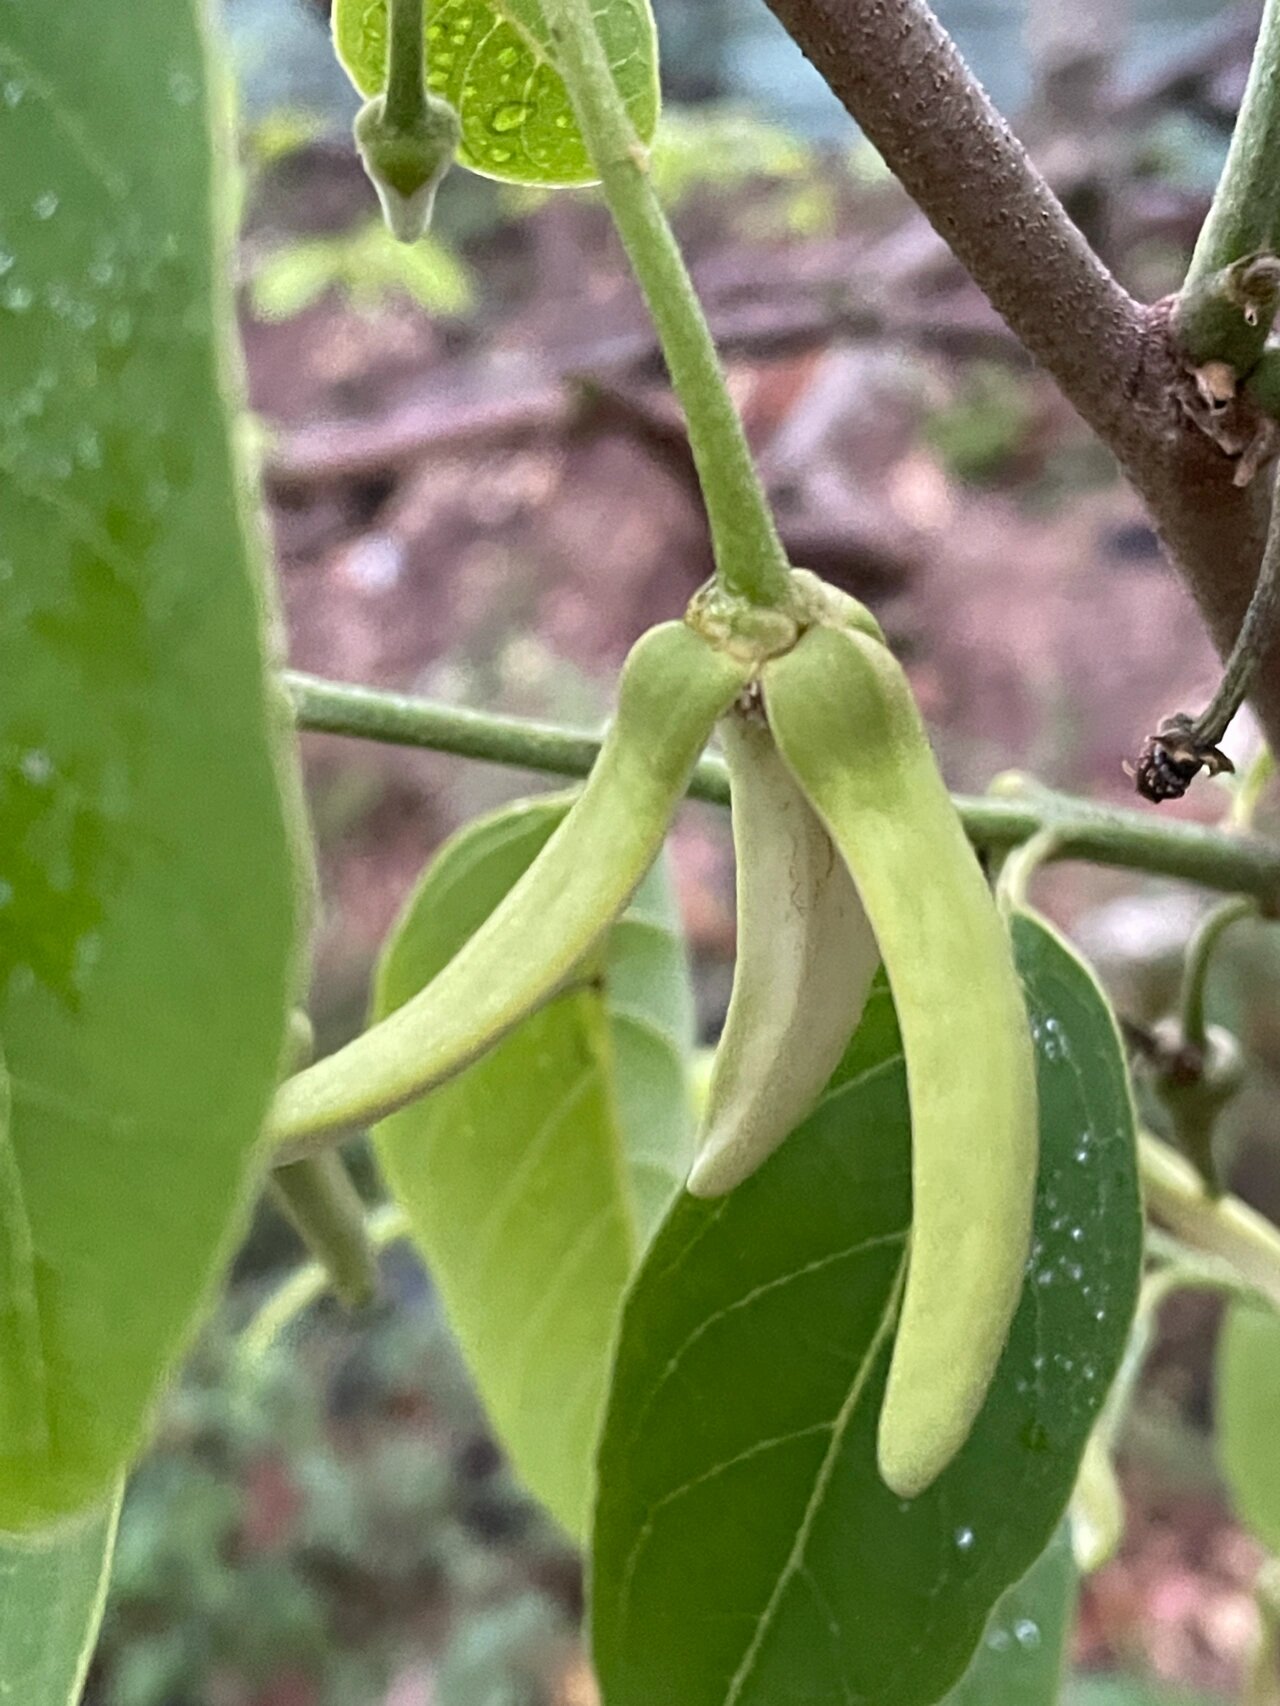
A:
0,0,300,1526
333,0,659,186
1217,1301,1280,1552
591,911,1142,1706
943,1526,1077,1706
0,1487,120,1704
373,794,693,1536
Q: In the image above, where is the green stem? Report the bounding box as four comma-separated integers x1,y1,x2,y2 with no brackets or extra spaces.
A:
1233,743,1277,831
1138,467,1280,804
1140,1131,1280,1312
238,1205,410,1367
994,824,1067,916
538,0,791,609
284,671,1280,904
1186,0,1280,286
1146,1227,1266,1299
1194,462,1280,747
1180,896,1256,1050
269,1153,380,1310
385,0,427,128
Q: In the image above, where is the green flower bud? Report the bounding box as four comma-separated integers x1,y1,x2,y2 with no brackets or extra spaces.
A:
353,91,461,243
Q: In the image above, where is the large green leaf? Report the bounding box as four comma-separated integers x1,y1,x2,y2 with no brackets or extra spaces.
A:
1217,1301,1280,1552
0,0,300,1526
943,1526,1077,1706
0,1489,120,1705
591,911,1142,1706
373,794,694,1537
333,0,659,186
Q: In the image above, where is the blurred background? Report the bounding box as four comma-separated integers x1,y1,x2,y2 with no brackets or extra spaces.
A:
84,2,1280,1701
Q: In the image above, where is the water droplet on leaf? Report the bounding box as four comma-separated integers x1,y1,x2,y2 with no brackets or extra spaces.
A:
491,101,531,133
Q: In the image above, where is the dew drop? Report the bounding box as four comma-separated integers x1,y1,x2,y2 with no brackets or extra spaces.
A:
1013,1619,1042,1650
0,251,13,276
73,931,102,990
2,78,24,107
32,191,58,220
3,283,33,312
20,748,52,785
954,1526,975,1552
491,101,531,132
986,1627,1012,1653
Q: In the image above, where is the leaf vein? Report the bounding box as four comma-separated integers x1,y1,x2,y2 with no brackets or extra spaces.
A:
720,1248,908,1706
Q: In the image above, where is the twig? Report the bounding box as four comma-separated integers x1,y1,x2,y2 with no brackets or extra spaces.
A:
1133,461,1280,800
283,671,1280,904
1140,1131,1280,1313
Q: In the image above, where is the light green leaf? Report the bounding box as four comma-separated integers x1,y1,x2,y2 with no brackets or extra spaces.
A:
1217,1301,1280,1551
373,794,693,1536
590,911,1142,1706
333,0,660,186
0,1488,121,1705
943,1526,1077,1706
0,0,300,1526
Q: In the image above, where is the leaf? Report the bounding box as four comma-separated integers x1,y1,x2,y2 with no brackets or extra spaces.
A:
333,0,660,187
590,910,1142,1706
0,0,300,1526
0,1487,121,1705
373,794,694,1536
1216,1300,1280,1552
942,1526,1077,1706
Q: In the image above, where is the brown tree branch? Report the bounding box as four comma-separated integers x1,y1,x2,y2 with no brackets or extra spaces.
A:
760,0,1280,758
